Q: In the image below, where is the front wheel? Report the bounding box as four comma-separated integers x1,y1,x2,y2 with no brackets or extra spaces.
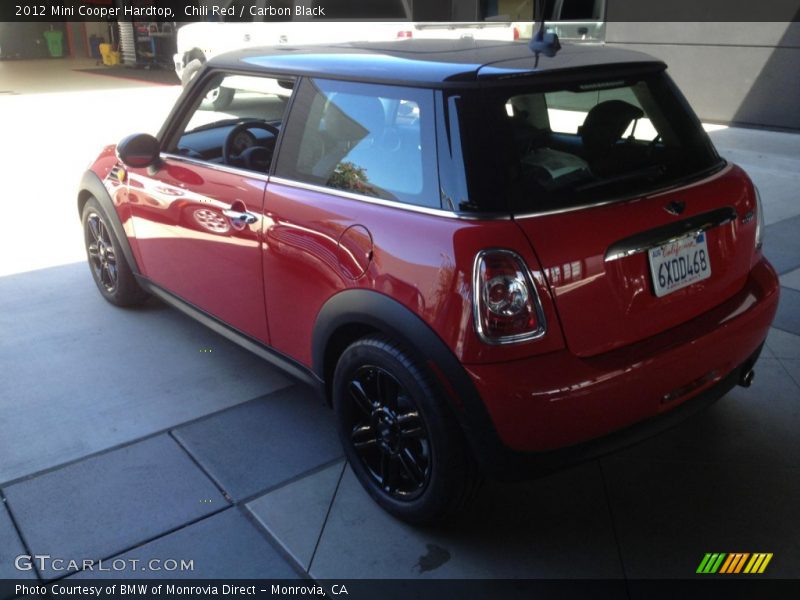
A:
332,335,479,524
82,198,148,307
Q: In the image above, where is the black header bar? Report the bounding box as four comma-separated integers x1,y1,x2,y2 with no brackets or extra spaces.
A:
4,578,800,600
1,0,799,23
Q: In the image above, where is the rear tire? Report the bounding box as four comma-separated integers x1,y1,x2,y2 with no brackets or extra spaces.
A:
82,197,148,307
332,335,480,524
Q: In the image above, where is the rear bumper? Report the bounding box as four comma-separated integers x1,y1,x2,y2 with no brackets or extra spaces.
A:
464,257,779,475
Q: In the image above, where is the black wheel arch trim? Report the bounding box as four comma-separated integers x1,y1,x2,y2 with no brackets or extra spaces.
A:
78,170,141,277
312,289,504,472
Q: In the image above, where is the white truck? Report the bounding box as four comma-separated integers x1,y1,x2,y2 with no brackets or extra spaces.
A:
174,20,520,96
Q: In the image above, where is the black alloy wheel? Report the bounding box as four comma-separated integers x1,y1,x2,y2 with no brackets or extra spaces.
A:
85,212,118,293
82,197,148,307
346,365,431,499
333,335,480,524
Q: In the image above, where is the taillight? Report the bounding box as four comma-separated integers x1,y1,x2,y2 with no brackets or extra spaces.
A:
473,249,546,344
754,185,764,250
396,30,413,39
513,26,520,41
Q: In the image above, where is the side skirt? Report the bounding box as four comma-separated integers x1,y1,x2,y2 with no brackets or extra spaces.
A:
138,277,324,394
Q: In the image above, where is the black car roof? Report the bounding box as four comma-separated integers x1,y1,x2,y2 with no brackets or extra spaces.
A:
209,39,665,87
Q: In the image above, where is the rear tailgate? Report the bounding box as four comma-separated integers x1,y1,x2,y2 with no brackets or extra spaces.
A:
514,164,758,357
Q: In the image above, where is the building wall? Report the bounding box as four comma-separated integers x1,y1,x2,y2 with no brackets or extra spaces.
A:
605,22,800,130
462,0,800,131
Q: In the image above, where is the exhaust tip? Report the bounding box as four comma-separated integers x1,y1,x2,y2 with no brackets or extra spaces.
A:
739,369,755,388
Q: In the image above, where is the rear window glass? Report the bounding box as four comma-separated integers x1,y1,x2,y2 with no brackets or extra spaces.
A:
276,78,438,208
455,71,721,214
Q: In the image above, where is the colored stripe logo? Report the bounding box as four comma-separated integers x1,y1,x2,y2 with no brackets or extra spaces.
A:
697,553,773,574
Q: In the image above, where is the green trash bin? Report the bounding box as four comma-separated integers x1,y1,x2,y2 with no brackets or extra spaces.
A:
43,30,64,58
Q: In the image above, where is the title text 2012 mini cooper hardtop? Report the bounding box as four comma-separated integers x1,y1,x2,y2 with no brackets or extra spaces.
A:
78,38,779,523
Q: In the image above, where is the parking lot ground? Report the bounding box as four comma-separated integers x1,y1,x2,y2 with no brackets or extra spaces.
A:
0,262,292,484
0,58,799,594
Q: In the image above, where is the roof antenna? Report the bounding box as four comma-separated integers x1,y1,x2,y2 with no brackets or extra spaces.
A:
529,0,561,67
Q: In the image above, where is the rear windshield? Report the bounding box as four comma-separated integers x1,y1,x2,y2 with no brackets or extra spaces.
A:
453,71,723,214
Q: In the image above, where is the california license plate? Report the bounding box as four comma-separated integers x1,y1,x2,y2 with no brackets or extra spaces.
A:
648,232,711,297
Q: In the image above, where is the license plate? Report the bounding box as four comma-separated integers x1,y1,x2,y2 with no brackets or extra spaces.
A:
648,232,711,297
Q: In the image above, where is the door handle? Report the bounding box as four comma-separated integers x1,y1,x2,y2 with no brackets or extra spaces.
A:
222,208,258,225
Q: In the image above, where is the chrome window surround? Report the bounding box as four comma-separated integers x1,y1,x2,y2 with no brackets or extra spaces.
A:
161,153,272,182
268,176,499,219
472,248,547,346
159,154,510,221
161,159,729,223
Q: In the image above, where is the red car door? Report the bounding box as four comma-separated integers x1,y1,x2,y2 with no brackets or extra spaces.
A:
126,160,269,342
123,72,295,344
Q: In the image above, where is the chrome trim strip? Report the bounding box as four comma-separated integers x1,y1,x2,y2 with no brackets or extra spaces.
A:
604,206,737,262
268,176,511,221
158,157,509,220
513,161,730,220
160,153,273,182
472,248,547,345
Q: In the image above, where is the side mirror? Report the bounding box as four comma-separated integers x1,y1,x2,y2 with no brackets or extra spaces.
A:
116,133,160,169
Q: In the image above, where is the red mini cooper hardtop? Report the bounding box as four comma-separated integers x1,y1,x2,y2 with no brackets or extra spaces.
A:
78,39,779,523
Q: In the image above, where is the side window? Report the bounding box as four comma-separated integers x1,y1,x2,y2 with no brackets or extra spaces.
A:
168,73,295,175
276,78,438,208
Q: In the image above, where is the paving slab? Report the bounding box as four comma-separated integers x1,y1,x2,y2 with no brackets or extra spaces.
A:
709,125,800,162
760,341,775,358
610,358,800,469
763,215,800,275
310,464,623,579
781,268,800,292
0,500,36,583
0,263,292,486
709,127,800,226
3,435,227,580
773,287,800,336
173,386,343,501
766,327,800,359
68,508,298,580
723,161,800,226
602,457,800,578
780,359,800,390
247,461,345,571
